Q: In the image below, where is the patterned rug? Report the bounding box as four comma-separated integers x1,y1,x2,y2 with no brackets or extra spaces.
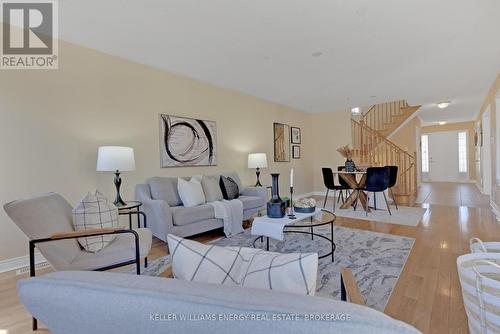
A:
125,225,414,311
332,205,426,227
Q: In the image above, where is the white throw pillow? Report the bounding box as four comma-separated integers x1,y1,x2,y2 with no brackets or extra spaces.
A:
167,234,318,296
72,191,119,253
241,251,318,296
177,178,206,207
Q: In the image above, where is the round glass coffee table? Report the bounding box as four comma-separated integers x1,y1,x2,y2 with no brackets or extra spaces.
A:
252,209,336,262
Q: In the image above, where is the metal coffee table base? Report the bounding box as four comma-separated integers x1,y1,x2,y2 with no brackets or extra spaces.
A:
252,220,336,262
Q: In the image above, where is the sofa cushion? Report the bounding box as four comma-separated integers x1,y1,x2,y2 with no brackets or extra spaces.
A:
242,249,318,296
220,176,240,200
147,177,182,207
171,204,215,226
201,176,223,202
167,234,318,296
239,195,265,210
69,228,152,270
177,178,206,208
221,172,243,194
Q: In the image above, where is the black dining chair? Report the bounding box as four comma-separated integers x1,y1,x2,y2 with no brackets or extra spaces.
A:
337,166,353,202
359,167,392,216
322,168,347,212
386,165,399,210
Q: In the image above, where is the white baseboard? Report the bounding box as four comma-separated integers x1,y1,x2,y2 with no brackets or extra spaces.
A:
0,251,47,274
490,200,500,222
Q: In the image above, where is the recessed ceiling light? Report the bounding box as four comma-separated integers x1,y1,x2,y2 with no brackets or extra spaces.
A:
312,51,323,57
437,101,451,109
438,121,447,125
370,95,377,98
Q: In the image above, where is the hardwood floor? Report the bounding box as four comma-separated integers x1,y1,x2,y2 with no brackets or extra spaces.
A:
0,182,496,333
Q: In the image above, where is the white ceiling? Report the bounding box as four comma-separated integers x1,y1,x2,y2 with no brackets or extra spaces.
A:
54,1,500,122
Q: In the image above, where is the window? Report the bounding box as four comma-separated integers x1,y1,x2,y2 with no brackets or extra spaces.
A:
458,131,467,173
351,107,360,115
421,135,429,173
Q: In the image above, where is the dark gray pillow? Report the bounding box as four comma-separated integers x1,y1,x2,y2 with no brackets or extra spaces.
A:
219,176,239,200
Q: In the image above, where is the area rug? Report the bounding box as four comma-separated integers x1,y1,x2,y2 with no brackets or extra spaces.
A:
331,205,426,227
122,255,170,276
131,225,414,312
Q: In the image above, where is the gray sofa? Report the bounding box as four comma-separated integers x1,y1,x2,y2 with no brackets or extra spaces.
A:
135,172,267,241
17,271,421,334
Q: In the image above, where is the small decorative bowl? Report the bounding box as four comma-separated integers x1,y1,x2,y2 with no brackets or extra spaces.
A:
293,198,317,213
294,206,316,213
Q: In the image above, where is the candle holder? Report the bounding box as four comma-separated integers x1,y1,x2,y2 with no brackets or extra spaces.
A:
288,186,296,219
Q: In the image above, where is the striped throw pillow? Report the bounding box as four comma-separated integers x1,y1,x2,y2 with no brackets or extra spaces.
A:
167,234,318,296
72,191,119,252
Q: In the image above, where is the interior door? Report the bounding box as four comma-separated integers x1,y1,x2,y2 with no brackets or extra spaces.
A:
428,131,460,182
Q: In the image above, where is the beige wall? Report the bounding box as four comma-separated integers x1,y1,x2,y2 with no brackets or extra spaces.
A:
390,117,420,155
311,110,353,191
421,121,477,180
475,74,500,205
0,39,452,263
0,41,315,261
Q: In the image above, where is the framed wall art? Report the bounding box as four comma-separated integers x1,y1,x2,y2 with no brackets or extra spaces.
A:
273,122,290,162
292,145,301,159
291,126,301,144
159,114,217,167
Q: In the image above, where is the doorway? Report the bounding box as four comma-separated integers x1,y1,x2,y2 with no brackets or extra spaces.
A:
422,130,469,182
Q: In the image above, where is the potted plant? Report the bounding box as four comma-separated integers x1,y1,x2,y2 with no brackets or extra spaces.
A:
337,145,356,172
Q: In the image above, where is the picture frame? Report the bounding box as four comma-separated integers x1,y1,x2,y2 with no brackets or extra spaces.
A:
292,145,301,159
273,122,290,162
159,114,217,167
291,126,301,144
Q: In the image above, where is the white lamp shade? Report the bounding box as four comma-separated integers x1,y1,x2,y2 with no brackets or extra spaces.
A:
248,153,268,169
96,146,136,172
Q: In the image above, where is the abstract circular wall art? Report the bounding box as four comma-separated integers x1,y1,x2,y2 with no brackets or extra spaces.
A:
159,114,217,167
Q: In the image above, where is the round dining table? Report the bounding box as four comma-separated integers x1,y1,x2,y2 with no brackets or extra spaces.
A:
334,170,370,212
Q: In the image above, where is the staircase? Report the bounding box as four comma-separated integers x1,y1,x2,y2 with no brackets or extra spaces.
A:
351,100,421,204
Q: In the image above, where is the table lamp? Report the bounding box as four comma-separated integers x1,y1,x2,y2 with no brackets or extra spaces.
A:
96,146,136,207
248,153,268,187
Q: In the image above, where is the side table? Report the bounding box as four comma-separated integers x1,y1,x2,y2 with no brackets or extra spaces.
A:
118,201,148,267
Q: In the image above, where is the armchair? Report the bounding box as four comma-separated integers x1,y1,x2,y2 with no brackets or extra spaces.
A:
4,192,152,330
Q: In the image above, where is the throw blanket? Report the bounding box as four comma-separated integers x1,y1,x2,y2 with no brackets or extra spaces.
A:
208,199,244,237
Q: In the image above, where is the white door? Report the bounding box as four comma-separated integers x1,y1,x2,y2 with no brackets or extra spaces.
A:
482,109,492,195
427,131,460,182
416,127,422,185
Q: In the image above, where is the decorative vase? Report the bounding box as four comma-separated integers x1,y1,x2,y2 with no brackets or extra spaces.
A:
267,173,286,218
345,159,356,172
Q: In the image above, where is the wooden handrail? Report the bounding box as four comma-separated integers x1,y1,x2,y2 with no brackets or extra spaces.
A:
352,119,416,160
51,227,124,240
360,100,410,134
351,117,417,197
